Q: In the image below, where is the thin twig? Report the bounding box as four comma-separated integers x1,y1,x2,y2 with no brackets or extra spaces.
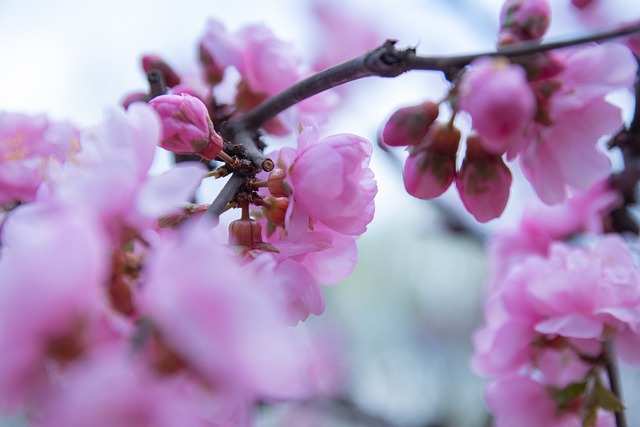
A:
233,21,640,132
206,173,244,221
605,340,627,427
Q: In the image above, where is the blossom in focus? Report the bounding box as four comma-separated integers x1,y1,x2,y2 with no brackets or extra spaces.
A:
457,58,535,155
0,113,78,206
273,118,377,238
148,93,223,160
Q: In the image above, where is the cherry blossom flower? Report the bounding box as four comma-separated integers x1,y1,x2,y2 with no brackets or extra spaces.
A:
42,104,206,242
199,20,337,134
0,203,109,407
272,118,376,239
137,222,312,402
519,43,637,204
457,58,536,155
0,113,78,206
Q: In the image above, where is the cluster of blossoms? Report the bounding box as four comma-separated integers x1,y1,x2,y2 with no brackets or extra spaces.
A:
382,0,638,222
0,16,377,425
472,183,640,425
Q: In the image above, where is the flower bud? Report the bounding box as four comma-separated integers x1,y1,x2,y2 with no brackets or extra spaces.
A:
142,54,181,88
498,0,551,44
267,168,290,197
381,101,439,147
148,94,223,160
198,41,225,85
262,196,289,227
229,217,263,247
456,134,512,222
403,123,460,200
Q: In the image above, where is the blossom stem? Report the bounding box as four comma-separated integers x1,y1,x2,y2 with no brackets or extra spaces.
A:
206,173,244,221
605,340,627,427
233,21,640,131
146,70,167,99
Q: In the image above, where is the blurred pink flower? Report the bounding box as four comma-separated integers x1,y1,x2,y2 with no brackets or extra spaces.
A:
199,20,337,134
0,112,78,206
520,43,637,204
457,58,535,155
43,104,206,241
148,93,223,160
39,345,208,427
0,203,109,407
137,223,312,402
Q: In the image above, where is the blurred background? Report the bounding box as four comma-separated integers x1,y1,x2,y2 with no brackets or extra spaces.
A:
1,0,639,426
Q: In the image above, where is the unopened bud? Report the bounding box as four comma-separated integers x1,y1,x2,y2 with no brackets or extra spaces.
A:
262,196,289,226
570,0,596,10
148,93,224,160
198,41,225,85
142,54,181,88
382,101,440,147
498,0,551,44
267,168,290,197
419,122,461,155
229,218,264,247
456,134,512,223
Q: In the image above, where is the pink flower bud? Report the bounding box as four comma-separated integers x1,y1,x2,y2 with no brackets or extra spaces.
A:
198,41,225,85
141,54,181,88
267,168,290,197
499,0,551,43
403,123,460,199
148,94,223,160
381,101,439,147
456,135,512,222
458,57,535,155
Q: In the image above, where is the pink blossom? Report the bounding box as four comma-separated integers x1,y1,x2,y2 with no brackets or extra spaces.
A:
199,20,337,134
137,222,312,401
457,58,535,155
0,113,78,206
38,345,209,427
488,180,620,287
519,43,637,204
148,93,223,160
0,203,109,407
43,104,206,241
141,54,181,88
455,135,512,222
485,376,583,427
273,119,377,238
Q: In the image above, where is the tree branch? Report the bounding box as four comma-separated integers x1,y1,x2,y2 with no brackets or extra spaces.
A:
206,173,244,221
605,341,627,427
232,21,640,131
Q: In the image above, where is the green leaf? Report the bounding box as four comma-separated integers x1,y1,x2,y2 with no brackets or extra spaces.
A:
552,381,587,406
594,378,625,413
